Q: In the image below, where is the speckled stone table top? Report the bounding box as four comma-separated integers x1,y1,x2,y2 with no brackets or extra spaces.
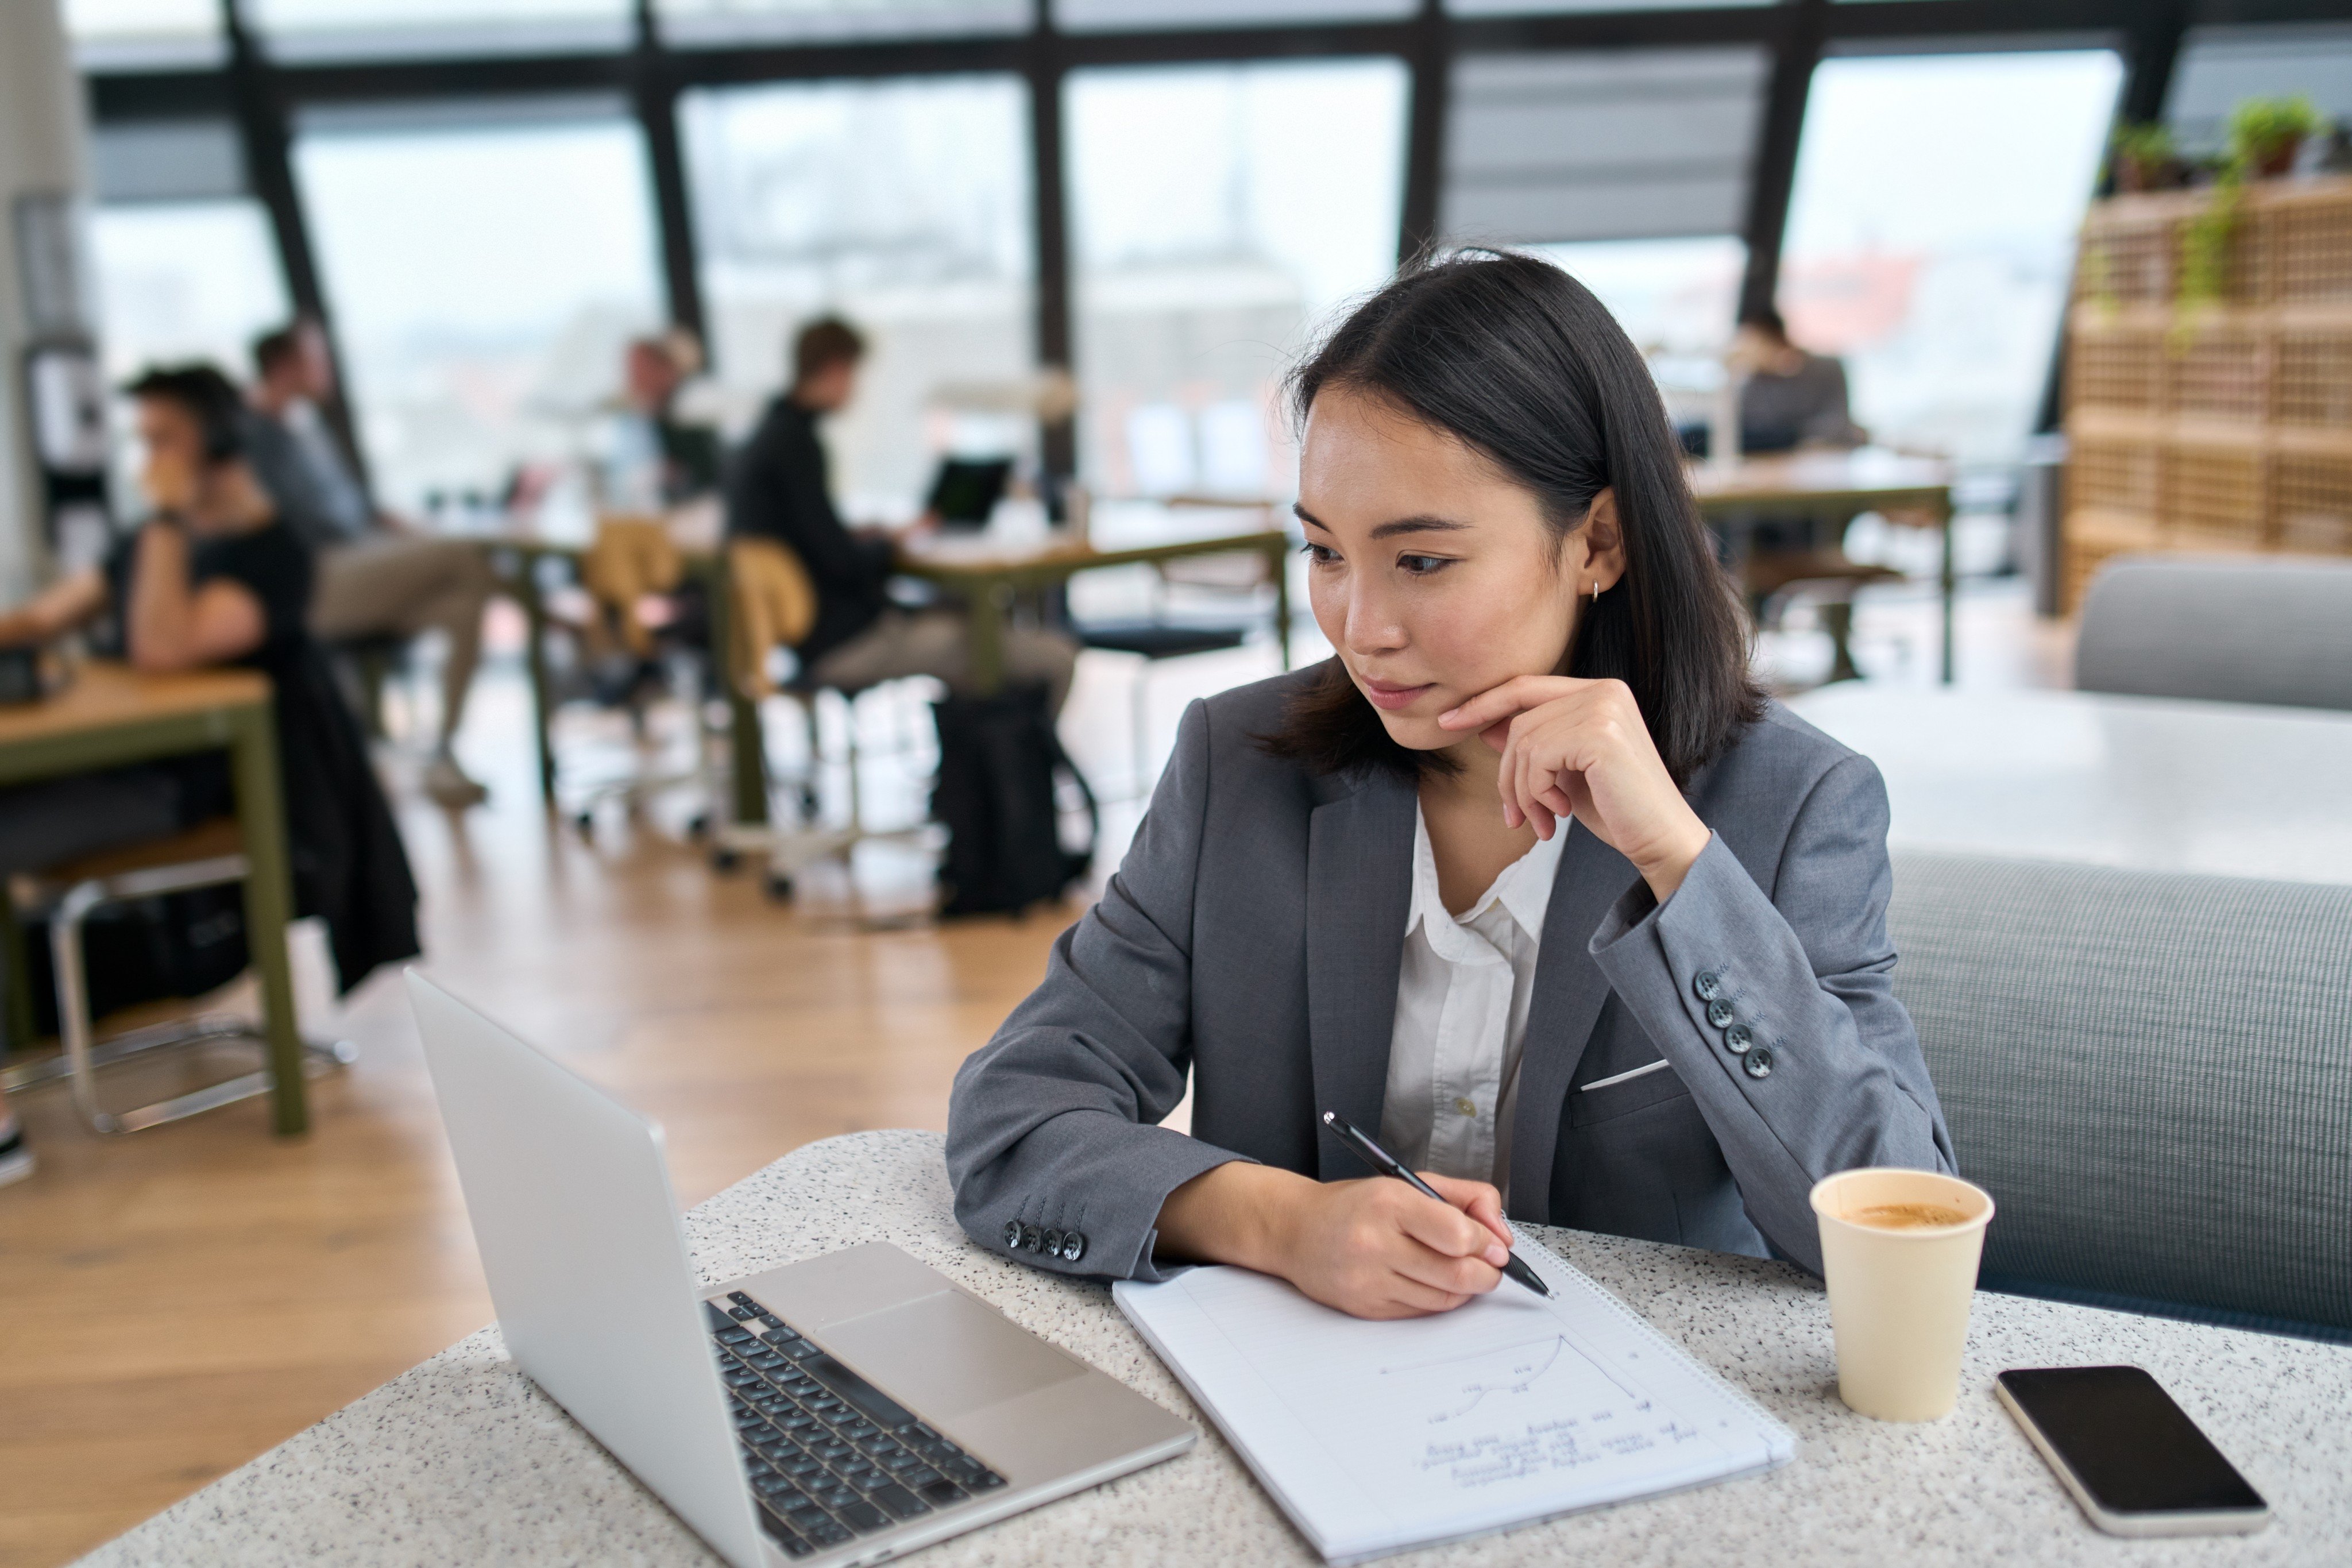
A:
79,1130,2352,1566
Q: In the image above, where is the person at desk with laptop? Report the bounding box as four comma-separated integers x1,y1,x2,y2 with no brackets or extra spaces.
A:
724,316,1077,713
0,367,419,1037
948,251,1953,1317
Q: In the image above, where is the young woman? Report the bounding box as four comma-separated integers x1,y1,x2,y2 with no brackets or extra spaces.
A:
946,253,1951,1319
0,366,419,1008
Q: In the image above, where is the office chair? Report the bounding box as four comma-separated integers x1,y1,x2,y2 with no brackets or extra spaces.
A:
2,820,353,1134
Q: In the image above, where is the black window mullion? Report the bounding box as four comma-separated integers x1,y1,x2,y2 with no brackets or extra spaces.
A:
632,0,705,340
219,0,372,488
1736,0,1825,324
1028,18,1075,486
1398,0,1449,263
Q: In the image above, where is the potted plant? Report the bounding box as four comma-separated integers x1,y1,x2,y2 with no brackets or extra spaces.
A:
2110,122,2180,192
2227,95,2328,179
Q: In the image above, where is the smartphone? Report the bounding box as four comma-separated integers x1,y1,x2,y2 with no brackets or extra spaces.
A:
1995,1366,2269,1537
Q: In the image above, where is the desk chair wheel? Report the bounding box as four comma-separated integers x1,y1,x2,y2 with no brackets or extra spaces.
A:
763,871,794,903
711,845,743,874
686,812,711,841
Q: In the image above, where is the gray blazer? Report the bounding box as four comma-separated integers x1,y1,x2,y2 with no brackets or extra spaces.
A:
946,669,1953,1281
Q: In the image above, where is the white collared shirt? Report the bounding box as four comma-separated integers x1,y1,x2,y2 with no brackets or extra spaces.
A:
1376,803,1565,1196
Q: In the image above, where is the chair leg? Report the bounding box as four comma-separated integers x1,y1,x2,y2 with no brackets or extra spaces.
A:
47,880,279,1135
842,690,866,839
1821,601,1862,683
52,883,109,1131
1131,659,1152,804
0,894,33,1057
800,695,822,821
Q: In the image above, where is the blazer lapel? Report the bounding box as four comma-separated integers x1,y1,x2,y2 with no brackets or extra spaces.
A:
1305,770,1416,1181
1507,821,1641,1221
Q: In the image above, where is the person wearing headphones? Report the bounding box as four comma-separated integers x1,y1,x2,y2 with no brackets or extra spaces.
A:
0,366,419,1120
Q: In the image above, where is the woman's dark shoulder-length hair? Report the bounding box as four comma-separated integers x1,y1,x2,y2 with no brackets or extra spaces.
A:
1260,248,1764,786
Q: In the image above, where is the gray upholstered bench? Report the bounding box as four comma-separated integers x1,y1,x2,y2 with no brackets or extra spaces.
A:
1888,851,2352,1342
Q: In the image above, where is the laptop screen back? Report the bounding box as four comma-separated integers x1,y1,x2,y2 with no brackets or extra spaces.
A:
405,972,768,1568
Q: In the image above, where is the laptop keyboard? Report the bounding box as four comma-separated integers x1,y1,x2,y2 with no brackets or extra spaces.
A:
706,1291,1006,1559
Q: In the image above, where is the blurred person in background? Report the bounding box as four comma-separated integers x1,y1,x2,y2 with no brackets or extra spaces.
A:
608,330,724,509
243,320,495,808
724,316,1077,713
0,366,423,1183
1729,306,1867,456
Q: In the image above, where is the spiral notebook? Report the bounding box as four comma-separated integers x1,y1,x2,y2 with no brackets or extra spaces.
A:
1114,1239,1794,1563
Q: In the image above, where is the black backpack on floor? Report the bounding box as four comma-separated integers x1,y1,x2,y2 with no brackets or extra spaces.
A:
930,685,1097,919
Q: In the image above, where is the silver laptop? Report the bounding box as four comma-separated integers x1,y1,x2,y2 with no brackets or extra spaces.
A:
406,972,1195,1568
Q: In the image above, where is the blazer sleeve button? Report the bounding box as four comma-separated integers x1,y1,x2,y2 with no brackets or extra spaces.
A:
1694,970,1723,1001
1723,1022,1753,1055
1002,1220,1023,1250
1021,1225,1042,1252
1742,1046,1775,1079
1705,998,1736,1029
1042,1229,1063,1256
1061,1231,1087,1264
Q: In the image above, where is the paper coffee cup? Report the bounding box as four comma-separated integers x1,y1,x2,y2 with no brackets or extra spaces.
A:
1809,1168,1995,1422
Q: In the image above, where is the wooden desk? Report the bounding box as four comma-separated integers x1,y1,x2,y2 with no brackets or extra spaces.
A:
80,1130,2352,1566
492,509,1289,826
898,509,1293,694
1790,684,2352,885
0,663,307,1134
1687,452,1956,682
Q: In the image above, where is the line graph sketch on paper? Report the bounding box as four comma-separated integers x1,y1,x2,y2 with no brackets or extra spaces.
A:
1381,1333,1589,1424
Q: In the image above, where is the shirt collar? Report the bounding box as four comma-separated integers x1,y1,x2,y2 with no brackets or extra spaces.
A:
1406,801,1566,948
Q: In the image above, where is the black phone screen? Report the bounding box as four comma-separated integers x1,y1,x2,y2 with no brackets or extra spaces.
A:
1999,1366,2265,1515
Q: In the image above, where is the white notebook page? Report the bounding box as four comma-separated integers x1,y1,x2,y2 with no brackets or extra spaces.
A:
1115,1239,1793,1563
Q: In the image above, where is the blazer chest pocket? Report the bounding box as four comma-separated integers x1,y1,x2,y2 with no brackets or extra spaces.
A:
1567,1057,1691,1127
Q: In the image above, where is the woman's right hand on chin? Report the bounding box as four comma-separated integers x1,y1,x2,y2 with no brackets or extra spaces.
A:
1154,1163,1511,1319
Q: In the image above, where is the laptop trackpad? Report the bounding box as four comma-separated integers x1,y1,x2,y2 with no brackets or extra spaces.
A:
820,1290,1088,1422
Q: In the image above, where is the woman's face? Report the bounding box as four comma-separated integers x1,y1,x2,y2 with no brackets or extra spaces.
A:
1295,385,1618,753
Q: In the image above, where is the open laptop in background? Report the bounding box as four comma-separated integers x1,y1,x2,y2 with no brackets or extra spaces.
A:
404,972,1195,1568
924,457,1013,532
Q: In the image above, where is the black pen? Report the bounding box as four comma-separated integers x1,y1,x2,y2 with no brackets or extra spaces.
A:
1320,1111,1551,1298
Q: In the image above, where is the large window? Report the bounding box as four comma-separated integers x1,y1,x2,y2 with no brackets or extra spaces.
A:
91,200,291,385
63,0,223,69
293,103,666,512
247,0,633,60
1443,48,1767,250
2166,25,2352,159
658,0,1030,46
1066,59,1407,500
1775,49,2122,466
680,75,1035,516
1056,0,1412,29
1532,236,1744,357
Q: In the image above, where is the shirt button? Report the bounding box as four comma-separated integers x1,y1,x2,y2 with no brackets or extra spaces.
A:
1723,1022,1753,1055
1705,998,1736,1029
1453,1096,1477,1116
1742,1046,1775,1079
1694,971,1723,1001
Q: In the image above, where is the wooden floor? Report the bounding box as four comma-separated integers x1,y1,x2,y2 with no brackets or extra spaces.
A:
0,579,2065,1567
0,665,1094,1568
